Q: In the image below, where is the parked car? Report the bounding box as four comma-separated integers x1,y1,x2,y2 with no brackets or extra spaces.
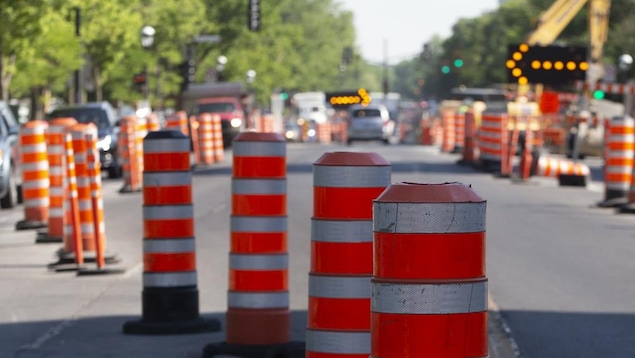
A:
0,101,22,208
194,96,246,148
47,102,122,178
346,104,394,145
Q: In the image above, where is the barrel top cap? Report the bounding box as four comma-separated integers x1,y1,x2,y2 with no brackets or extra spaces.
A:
314,151,391,166
21,119,49,128
234,131,285,142
49,117,78,126
375,182,485,203
146,129,187,140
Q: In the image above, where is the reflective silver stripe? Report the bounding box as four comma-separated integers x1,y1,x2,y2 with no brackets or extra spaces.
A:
229,254,288,270
309,275,371,298
80,223,94,233
22,180,49,189
143,138,190,153
231,216,287,232
144,205,193,220
78,200,92,210
49,167,65,175
313,166,390,188
233,141,285,157
371,280,487,314
20,143,47,153
227,291,288,309
373,202,486,233
144,238,195,253
232,178,286,194
312,219,372,243
143,172,191,187
24,198,49,207
21,162,48,171
306,330,369,354
49,208,64,216
143,272,197,287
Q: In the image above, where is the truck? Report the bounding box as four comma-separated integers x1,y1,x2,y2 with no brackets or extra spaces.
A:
182,82,249,148
291,92,328,125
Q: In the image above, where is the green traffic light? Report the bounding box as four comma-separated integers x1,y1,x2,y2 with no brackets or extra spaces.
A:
441,66,450,74
454,59,464,68
593,90,605,100
280,92,289,100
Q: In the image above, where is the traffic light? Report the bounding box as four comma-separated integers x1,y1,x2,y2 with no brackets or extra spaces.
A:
593,89,605,99
342,47,353,66
179,59,196,91
454,59,464,68
441,65,451,74
132,72,146,92
506,43,588,86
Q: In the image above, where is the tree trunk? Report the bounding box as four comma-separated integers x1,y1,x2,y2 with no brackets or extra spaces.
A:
93,65,102,102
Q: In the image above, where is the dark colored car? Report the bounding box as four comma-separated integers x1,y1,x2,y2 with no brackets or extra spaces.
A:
194,97,246,148
0,101,22,209
48,102,122,178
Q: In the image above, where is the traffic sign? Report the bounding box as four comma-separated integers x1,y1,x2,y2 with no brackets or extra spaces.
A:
539,91,560,114
506,43,588,86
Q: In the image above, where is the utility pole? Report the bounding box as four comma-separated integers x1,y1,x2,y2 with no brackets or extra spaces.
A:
382,39,388,102
73,7,82,105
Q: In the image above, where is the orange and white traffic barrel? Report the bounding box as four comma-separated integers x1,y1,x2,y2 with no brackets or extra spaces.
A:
478,113,508,173
146,113,161,132
454,112,466,152
165,111,189,136
211,114,224,162
317,122,332,144
136,115,148,174
599,116,634,207
307,152,391,358
189,115,201,166
203,132,303,357
197,113,215,165
459,110,477,165
16,120,49,230
38,118,77,243
533,154,590,181
123,130,219,335
61,130,83,266
371,182,488,358
119,116,142,193
441,109,456,153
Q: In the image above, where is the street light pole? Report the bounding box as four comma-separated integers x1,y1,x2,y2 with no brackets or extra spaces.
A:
73,7,82,105
140,25,156,105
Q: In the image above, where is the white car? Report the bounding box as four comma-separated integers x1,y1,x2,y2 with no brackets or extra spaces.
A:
347,104,394,145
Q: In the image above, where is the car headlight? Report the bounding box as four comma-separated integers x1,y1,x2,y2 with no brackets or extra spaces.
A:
230,118,242,128
285,130,295,139
0,148,3,166
97,135,112,151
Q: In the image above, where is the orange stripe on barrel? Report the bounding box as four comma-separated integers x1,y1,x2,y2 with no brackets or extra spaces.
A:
143,186,192,206
144,218,194,238
231,232,287,253
229,270,288,291
311,241,372,274
233,157,285,178
314,187,385,219
232,194,286,216
144,252,196,272
374,232,485,280
371,311,487,357
308,297,370,330
144,152,190,171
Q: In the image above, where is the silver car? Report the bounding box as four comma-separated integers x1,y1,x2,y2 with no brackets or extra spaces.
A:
347,104,394,145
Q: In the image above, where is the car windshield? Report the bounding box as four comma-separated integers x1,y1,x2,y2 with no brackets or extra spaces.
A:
198,103,235,113
49,108,111,130
352,109,381,118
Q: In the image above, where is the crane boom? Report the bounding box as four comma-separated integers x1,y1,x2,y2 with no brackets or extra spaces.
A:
526,0,588,46
588,0,611,63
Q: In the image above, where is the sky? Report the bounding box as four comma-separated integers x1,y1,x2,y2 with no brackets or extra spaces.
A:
338,0,502,64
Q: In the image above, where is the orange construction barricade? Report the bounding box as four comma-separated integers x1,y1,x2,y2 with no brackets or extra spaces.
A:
598,116,634,207
37,118,77,243
203,132,303,357
371,182,488,358
306,152,391,358
212,114,225,162
197,113,215,165
119,116,142,193
16,120,49,230
123,130,220,335
165,111,189,135
478,113,508,173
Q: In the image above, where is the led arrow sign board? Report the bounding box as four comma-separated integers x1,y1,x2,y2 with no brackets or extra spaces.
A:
506,43,588,86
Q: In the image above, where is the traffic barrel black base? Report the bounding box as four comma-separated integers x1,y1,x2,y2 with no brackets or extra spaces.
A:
202,341,305,358
597,191,628,208
15,219,47,231
123,287,221,335
558,174,587,187
35,230,62,244
118,185,142,194
76,266,126,276
618,203,635,214
48,249,120,269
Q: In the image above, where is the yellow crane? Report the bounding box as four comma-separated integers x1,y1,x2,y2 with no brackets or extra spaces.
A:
525,0,611,83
